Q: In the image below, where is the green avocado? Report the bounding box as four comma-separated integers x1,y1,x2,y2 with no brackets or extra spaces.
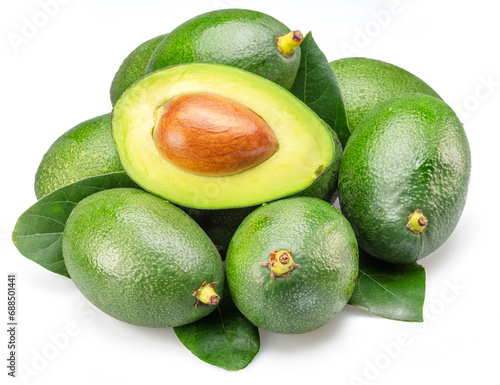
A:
62,188,225,328
330,57,441,133
145,9,302,90
110,34,167,106
338,93,471,264
225,197,358,334
112,62,341,210
34,114,125,199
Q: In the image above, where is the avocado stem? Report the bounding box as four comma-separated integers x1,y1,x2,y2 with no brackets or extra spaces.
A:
406,209,428,234
193,281,220,309
276,31,303,57
260,249,299,278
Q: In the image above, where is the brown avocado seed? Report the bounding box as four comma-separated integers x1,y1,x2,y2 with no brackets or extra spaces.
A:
153,92,279,176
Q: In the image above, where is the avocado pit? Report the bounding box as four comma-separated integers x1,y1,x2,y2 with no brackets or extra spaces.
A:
153,92,278,177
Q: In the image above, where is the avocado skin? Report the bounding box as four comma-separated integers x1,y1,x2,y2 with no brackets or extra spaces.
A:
339,94,471,264
225,197,358,334
110,34,167,106
62,188,225,328
330,57,441,133
145,9,300,89
34,114,125,199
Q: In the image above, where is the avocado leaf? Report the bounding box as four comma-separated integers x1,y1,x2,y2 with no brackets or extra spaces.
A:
348,250,426,322
174,284,260,371
290,32,350,147
12,172,138,277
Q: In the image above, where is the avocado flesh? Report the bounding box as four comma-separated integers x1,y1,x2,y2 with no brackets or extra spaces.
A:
112,63,337,210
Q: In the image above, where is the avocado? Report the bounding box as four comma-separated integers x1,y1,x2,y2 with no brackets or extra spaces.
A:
145,9,302,90
225,197,358,334
338,93,471,264
110,34,167,106
112,62,342,210
330,57,441,133
62,188,225,328
35,114,125,199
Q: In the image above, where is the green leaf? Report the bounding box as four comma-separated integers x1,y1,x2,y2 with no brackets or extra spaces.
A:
290,32,350,147
12,172,138,277
348,249,426,322
174,284,260,371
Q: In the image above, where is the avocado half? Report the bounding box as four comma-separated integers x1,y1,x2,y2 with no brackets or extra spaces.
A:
112,63,340,210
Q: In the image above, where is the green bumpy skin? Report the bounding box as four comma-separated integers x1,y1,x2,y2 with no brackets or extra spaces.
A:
34,114,124,199
225,197,359,334
62,188,225,328
145,9,301,90
338,93,471,264
110,34,167,106
330,57,441,133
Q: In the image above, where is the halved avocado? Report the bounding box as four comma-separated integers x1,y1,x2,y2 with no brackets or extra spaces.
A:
112,63,340,210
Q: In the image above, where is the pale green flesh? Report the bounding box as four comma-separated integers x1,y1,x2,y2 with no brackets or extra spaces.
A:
112,63,334,209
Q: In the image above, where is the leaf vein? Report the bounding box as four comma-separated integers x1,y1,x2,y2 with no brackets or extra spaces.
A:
359,269,402,301
22,213,66,226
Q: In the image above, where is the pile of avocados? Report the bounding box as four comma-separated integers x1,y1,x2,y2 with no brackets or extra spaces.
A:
13,8,471,370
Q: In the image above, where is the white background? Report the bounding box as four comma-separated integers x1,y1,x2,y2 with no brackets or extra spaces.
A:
1,1,499,384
